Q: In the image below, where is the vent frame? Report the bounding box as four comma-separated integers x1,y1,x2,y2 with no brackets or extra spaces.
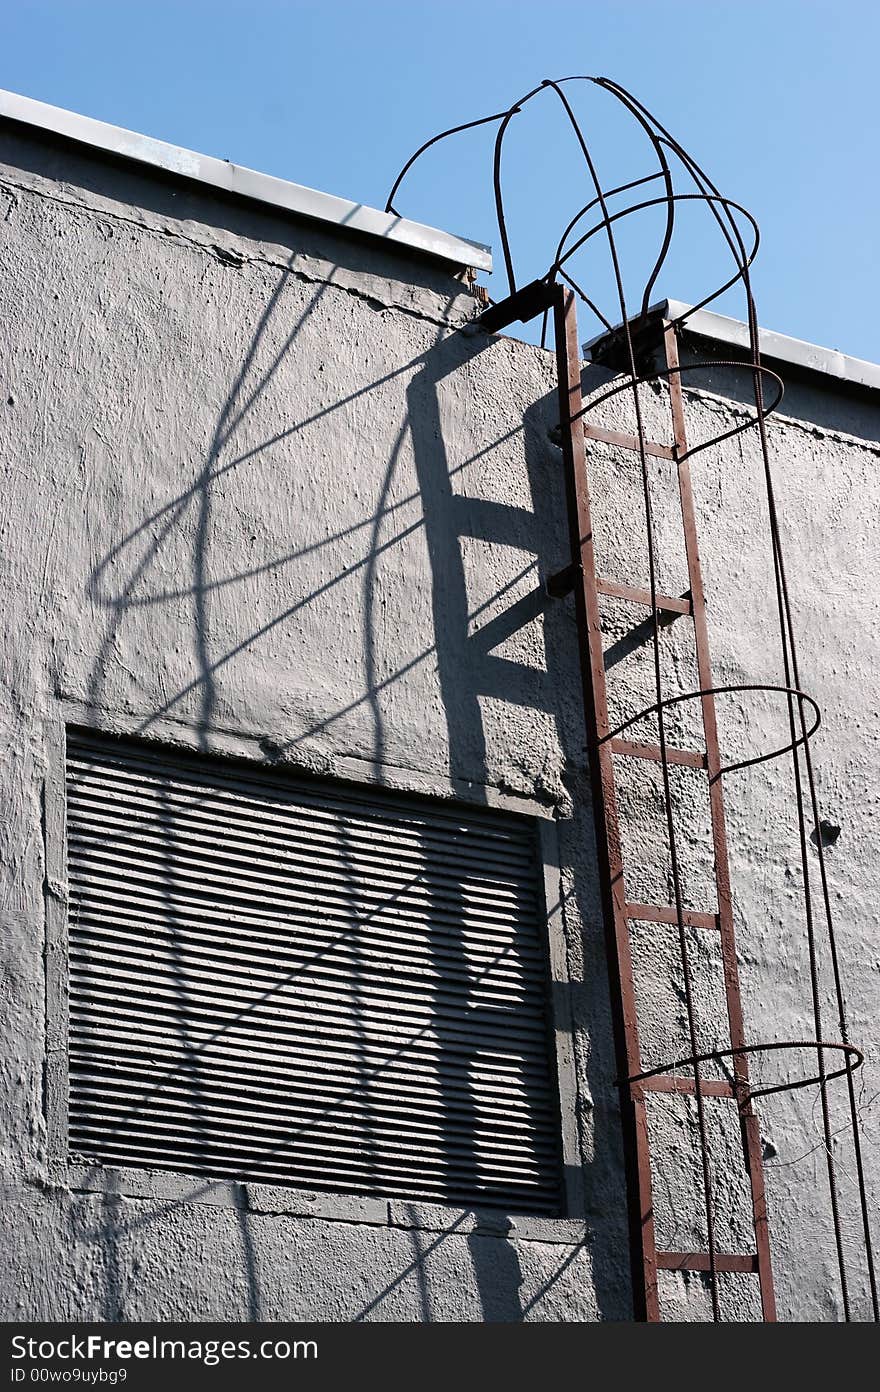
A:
43,716,585,1229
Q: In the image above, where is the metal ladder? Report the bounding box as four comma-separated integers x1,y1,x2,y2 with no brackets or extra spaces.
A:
479,280,776,1321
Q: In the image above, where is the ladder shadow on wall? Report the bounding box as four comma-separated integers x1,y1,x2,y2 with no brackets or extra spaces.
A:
403,332,635,1320
81,267,635,1320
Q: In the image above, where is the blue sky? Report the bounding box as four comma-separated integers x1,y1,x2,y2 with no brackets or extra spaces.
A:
4,1,878,359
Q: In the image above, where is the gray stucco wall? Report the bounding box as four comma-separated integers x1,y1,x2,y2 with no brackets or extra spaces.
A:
1,123,877,1321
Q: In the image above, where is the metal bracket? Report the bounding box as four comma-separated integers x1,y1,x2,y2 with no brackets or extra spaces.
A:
477,279,558,334
545,562,579,598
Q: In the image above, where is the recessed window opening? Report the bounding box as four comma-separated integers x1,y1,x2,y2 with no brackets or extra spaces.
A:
64,729,563,1214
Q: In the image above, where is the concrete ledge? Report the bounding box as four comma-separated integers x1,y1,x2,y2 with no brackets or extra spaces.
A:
244,1183,386,1225
58,1165,589,1244
584,296,880,397
387,1198,591,1246
66,1163,246,1208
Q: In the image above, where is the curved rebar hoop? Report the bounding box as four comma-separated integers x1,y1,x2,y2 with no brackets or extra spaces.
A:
553,191,760,280
574,359,785,465
384,108,521,218
601,682,820,779
628,1040,865,1107
384,78,878,1324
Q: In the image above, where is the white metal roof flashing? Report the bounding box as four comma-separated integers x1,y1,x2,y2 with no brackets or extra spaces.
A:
585,298,880,397
0,88,492,273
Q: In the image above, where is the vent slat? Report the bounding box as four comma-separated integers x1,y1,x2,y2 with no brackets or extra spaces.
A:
69,911,545,984
69,1052,555,1128
67,847,532,937
69,1140,549,1210
69,883,544,958
69,1095,558,1168
69,999,556,1079
69,936,544,1011
67,780,537,878
66,786,539,888
66,731,562,1213
68,929,544,1008
67,744,530,853
69,971,551,1052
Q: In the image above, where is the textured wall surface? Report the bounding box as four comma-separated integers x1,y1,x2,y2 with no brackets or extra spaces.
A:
0,124,877,1321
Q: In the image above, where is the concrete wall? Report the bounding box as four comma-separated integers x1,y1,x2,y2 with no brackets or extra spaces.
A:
0,123,877,1321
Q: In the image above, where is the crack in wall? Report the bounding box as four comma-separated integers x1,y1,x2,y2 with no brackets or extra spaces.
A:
0,170,477,332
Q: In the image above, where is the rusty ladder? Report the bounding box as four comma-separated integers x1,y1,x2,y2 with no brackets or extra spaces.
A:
479,280,776,1321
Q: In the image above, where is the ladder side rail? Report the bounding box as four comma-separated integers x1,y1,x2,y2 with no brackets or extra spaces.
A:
662,322,776,1320
553,286,660,1320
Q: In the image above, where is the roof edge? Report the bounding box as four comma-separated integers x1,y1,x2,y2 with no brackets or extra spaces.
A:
585,298,880,397
0,87,493,274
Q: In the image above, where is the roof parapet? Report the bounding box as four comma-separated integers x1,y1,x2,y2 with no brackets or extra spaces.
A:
0,87,493,274
585,299,880,397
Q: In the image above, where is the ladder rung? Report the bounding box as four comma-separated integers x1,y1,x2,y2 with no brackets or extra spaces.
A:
595,577,692,614
583,422,675,460
610,737,707,770
640,1075,735,1099
656,1251,759,1274
625,902,720,931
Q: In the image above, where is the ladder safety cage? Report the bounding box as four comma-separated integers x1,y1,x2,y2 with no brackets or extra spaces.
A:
386,76,878,1323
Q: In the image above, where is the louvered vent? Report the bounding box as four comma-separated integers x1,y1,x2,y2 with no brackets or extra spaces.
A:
65,730,563,1213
